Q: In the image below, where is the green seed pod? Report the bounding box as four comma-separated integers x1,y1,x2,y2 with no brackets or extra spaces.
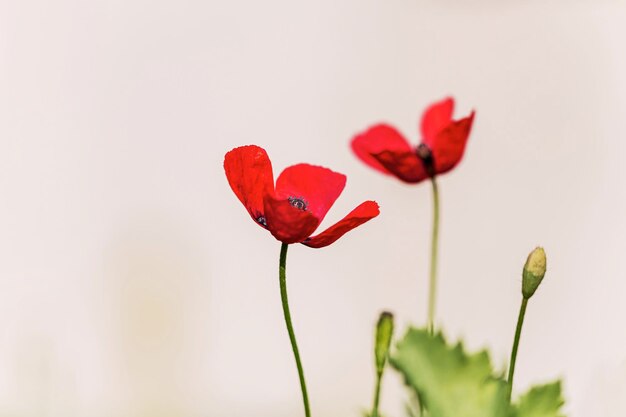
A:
522,247,547,299
375,311,394,375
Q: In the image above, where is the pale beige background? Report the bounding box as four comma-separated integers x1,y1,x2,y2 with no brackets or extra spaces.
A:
1,0,625,416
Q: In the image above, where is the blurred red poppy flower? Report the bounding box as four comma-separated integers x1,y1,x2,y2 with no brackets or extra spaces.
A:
351,97,475,183
224,145,380,248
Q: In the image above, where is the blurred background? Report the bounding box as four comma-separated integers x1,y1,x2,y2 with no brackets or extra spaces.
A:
1,0,625,416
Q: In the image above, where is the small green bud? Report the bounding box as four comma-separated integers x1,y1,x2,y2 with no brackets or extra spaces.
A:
375,311,394,375
522,247,547,299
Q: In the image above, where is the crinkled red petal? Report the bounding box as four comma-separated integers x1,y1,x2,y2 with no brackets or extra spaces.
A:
351,124,414,175
420,97,454,143
430,111,475,175
263,194,321,244
224,145,274,224
371,150,429,184
302,201,380,248
275,164,346,223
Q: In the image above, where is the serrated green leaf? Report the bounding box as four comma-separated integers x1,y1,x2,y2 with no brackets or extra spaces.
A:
515,381,565,417
389,328,511,417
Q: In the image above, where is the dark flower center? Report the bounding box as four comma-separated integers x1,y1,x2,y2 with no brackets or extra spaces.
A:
416,144,435,176
256,215,267,227
416,143,432,160
288,196,308,211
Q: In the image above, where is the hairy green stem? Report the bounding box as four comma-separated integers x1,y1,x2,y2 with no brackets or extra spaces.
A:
371,371,383,417
507,297,529,400
279,243,311,417
427,177,440,333
370,372,383,417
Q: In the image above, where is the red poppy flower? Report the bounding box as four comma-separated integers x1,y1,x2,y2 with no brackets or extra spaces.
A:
351,97,475,183
224,145,380,248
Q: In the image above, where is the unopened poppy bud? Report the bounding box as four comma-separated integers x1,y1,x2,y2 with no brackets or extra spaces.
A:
522,247,547,299
374,311,394,375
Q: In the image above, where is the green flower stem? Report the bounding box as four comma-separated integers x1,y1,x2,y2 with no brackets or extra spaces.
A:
427,176,440,333
507,297,529,400
371,371,383,417
279,243,311,417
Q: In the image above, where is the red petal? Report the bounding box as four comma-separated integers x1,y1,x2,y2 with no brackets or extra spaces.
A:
224,145,274,224
263,194,320,244
351,124,414,175
275,164,346,223
420,97,454,143
302,201,380,248
430,111,475,174
371,150,429,183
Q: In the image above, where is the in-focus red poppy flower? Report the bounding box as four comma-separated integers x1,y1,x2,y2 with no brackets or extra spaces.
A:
224,145,380,248
351,97,475,183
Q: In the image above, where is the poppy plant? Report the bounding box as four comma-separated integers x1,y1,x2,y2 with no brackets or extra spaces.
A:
224,145,380,248
224,144,379,417
351,97,475,331
351,97,474,183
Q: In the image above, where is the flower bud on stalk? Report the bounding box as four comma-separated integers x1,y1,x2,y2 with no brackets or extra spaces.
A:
507,246,548,400
522,247,547,299
375,312,394,375
371,311,394,417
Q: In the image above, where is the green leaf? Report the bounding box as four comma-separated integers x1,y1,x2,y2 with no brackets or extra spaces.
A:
515,381,565,417
389,328,511,417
